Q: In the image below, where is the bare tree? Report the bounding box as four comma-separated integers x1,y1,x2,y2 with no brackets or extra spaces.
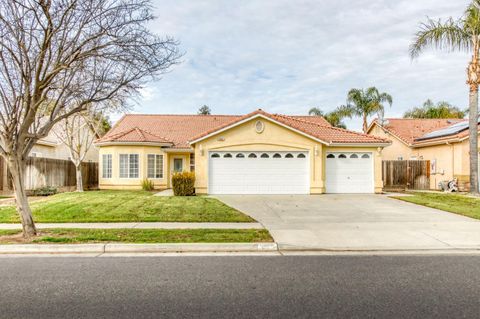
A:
0,0,181,237
53,111,103,192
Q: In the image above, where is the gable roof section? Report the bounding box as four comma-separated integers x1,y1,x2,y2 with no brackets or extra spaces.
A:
189,109,389,145
96,127,173,146
368,118,465,146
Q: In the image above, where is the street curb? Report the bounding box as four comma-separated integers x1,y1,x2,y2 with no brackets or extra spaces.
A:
0,242,278,254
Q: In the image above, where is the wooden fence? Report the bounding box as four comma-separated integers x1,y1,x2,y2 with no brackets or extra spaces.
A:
5,157,98,191
382,160,430,190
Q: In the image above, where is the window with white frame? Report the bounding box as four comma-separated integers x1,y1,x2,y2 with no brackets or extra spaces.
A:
119,154,139,178
102,154,112,178
190,153,195,172
147,154,163,178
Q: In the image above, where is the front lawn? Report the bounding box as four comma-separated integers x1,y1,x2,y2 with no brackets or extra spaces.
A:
393,192,480,220
0,190,253,223
0,228,272,244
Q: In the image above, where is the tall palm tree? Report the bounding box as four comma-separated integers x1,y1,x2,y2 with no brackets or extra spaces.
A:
308,106,352,129
346,87,393,133
410,0,480,194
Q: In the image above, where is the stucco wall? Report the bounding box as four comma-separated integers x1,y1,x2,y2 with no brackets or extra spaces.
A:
99,145,192,190
193,118,384,194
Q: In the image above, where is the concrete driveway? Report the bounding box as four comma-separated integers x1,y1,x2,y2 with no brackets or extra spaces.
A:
216,194,480,251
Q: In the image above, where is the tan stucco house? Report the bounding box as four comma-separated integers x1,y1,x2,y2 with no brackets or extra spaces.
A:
95,110,390,194
367,118,480,190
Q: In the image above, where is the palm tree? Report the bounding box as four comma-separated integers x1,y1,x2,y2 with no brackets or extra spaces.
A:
308,107,324,116
403,99,466,119
410,0,480,194
308,106,352,128
346,87,393,133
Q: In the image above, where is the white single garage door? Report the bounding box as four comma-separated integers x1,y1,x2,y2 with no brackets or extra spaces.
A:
208,151,309,194
325,152,374,193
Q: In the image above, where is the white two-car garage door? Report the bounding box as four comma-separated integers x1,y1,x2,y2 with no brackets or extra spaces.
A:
208,151,309,194
325,152,374,193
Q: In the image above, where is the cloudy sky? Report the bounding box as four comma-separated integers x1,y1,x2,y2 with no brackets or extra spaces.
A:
127,0,471,131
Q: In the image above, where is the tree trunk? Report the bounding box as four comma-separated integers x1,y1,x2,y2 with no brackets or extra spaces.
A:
469,88,479,195
75,164,84,192
362,114,368,133
8,156,37,238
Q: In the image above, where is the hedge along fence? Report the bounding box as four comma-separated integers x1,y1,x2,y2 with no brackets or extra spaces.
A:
5,157,98,191
171,172,195,196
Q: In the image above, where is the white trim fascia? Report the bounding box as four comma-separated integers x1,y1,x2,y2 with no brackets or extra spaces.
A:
189,114,330,145
94,141,173,147
412,138,462,148
329,142,391,148
163,148,194,153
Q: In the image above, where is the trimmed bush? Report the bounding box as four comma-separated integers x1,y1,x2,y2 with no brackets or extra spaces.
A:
172,172,195,196
32,186,58,196
141,179,155,191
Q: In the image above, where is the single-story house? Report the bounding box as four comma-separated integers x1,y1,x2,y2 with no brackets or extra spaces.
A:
94,109,390,194
367,118,480,190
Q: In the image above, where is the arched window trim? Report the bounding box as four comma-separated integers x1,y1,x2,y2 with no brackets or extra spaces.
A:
361,154,370,159
236,153,245,158
285,153,294,158
297,153,306,158
223,153,232,158
338,154,347,158
211,153,220,158
273,153,282,158
260,153,269,158
350,154,359,159
326,154,335,158
248,153,257,158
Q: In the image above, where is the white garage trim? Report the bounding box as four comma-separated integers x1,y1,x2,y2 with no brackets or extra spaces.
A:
208,151,310,194
325,152,374,194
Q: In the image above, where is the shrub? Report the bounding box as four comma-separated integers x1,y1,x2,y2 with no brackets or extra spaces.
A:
172,172,195,196
141,178,155,191
32,186,58,196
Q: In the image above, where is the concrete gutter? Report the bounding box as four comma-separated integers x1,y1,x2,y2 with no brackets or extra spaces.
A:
0,242,278,255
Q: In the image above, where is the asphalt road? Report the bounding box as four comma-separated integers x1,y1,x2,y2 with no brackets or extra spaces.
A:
1,255,480,318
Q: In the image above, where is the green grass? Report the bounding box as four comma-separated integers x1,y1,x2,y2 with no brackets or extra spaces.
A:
0,228,272,244
0,190,253,223
393,192,480,219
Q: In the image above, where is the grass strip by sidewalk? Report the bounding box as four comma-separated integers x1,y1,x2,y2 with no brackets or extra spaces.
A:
392,192,480,220
0,190,254,223
0,228,273,244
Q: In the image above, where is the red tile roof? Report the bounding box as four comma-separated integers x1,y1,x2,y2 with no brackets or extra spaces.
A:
97,127,172,144
369,118,466,145
97,110,389,147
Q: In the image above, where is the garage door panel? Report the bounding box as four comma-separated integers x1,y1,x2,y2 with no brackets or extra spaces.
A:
209,152,309,194
325,152,374,193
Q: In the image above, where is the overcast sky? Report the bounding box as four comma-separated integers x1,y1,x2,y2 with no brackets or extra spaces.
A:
126,0,471,131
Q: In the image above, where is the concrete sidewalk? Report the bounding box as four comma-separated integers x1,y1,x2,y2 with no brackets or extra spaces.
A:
0,222,264,230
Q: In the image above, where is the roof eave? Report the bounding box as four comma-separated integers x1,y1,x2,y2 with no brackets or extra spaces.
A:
94,141,173,147
412,137,461,147
329,142,392,147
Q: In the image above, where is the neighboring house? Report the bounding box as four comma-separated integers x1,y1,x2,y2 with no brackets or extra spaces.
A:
367,118,479,190
94,109,390,194
30,126,99,162
0,120,99,192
